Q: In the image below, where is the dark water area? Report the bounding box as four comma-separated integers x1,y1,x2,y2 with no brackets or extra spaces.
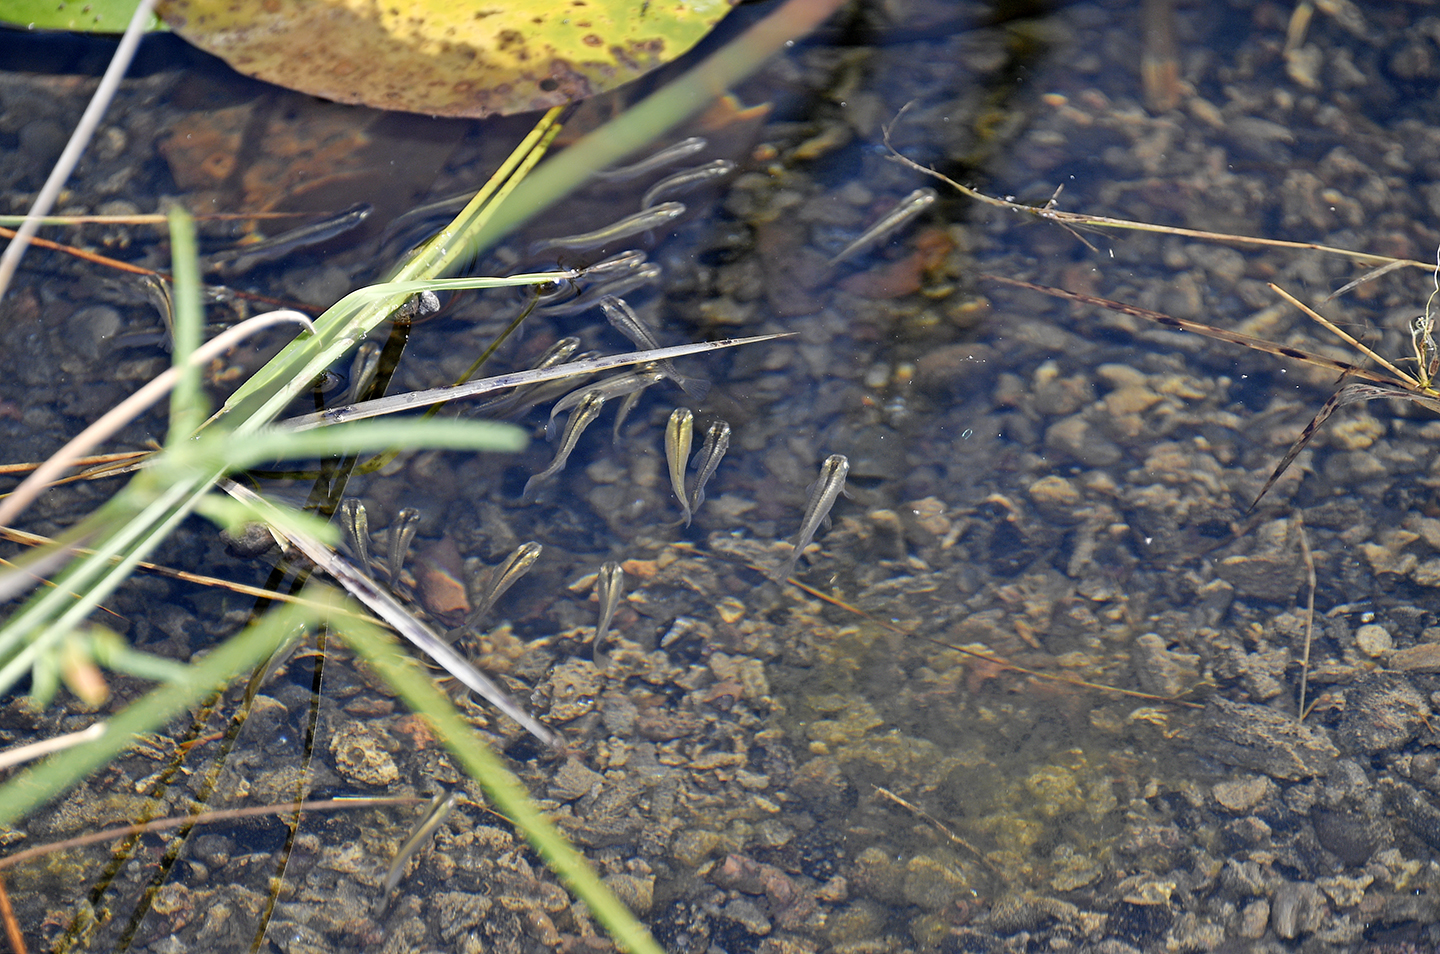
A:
5,1,1440,951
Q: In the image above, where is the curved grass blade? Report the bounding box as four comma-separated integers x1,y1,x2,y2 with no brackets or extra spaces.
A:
1249,380,1440,511
0,588,333,827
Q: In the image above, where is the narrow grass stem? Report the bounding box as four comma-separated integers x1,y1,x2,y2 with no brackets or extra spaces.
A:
0,0,158,299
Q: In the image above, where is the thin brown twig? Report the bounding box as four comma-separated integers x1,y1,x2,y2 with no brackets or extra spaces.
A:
0,524,375,612
0,797,421,873
873,785,1001,876
0,874,26,954
979,272,1440,510
0,228,320,314
0,311,314,528
0,451,149,478
0,724,106,772
982,274,1405,389
0,211,330,226
883,102,1431,271
660,541,1202,707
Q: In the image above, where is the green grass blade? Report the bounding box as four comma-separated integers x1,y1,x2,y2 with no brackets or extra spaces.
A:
229,418,528,466
0,470,211,695
165,205,206,439
337,617,666,954
0,588,330,827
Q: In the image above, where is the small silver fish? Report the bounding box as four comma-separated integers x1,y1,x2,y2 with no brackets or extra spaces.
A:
599,296,709,399
591,136,708,182
381,789,458,897
546,369,666,440
346,341,382,406
379,190,471,251
339,498,371,578
689,420,730,518
523,391,606,502
528,202,685,258
772,454,849,582
580,249,649,278
499,351,603,419
386,508,423,587
641,159,736,210
665,408,695,527
533,276,579,307
593,561,625,667
531,264,664,319
203,203,373,276
465,541,543,627
827,188,938,267
612,388,646,442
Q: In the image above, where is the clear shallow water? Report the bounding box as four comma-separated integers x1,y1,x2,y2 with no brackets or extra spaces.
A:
6,1,1440,951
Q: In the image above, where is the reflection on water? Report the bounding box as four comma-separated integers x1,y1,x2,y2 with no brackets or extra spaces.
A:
8,0,1440,950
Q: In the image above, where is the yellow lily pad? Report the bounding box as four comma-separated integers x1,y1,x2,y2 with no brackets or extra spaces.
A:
157,0,736,118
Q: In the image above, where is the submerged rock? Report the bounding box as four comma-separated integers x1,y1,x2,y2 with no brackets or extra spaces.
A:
1132,633,1200,698
1215,519,1304,602
1336,674,1429,754
1311,806,1385,866
1197,697,1338,780
1271,880,1327,939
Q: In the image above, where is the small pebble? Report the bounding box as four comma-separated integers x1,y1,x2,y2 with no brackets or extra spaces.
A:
1355,623,1393,657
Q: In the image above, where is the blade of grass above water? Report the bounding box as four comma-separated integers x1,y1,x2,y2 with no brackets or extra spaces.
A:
0,589,327,827
0,4,850,946
208,109,569,434
337,616,666,954
0,116,569,678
